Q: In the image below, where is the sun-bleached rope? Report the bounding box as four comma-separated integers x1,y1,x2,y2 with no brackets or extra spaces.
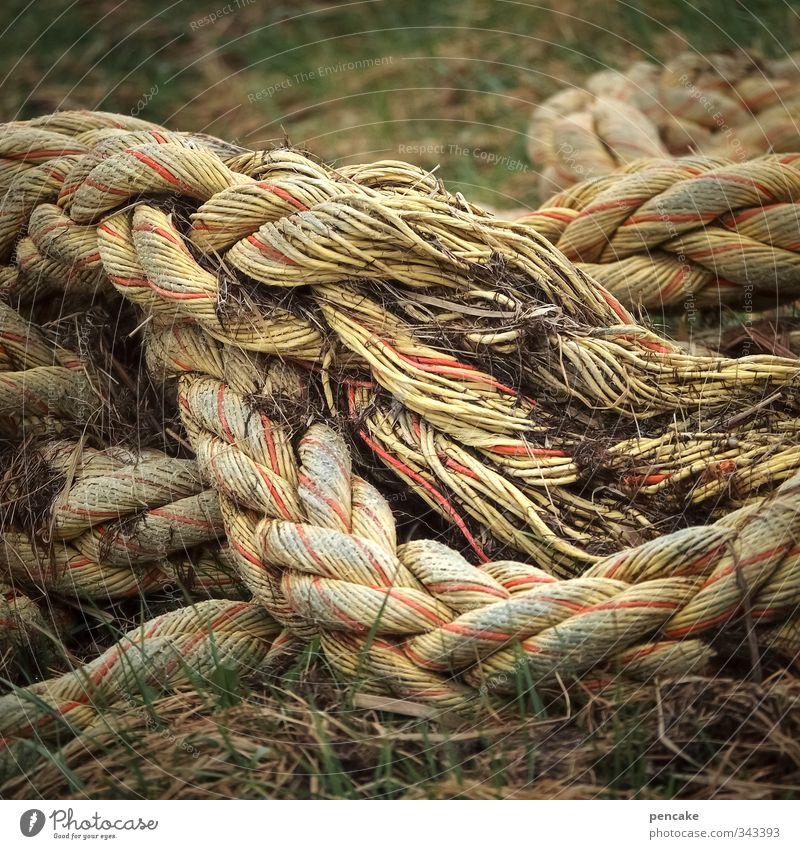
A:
528,49,800,198
0,439,238,600
519,154,800,308
99,142,800,566
157,312,800,579
698,307,800,358
0,599,279,779
2,111,799,571
4,421,796,734
0,111,798,676
0,108,797,784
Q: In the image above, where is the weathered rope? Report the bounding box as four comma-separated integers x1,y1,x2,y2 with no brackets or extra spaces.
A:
529,49,800,197
0,292,238,601
3,422,797,736
0,439,238,600
699,306,800,357
184,417,800,707
0,599,279,779
2,111,800,572
519,154,800,308
520,50,800,308
0,109,798,776
156,313,800,579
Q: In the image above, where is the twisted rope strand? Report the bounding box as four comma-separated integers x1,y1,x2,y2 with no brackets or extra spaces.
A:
0,112,799,742
0,301,97,431
0,599,278,779
0,440,235,600
528,49,800,197
520,155,800,307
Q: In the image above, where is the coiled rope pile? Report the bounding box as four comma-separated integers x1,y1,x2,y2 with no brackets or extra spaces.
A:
529,50,800,195
522,50,800,309
0,109,799,774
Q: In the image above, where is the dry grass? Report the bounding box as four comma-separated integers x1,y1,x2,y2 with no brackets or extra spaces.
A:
4,0,800,207
3,660,800,799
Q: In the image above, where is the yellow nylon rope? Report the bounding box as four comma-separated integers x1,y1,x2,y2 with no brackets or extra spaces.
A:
0,112,799,774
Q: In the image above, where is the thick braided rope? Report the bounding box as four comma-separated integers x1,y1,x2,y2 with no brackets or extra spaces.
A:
2,112,800,575
5,107,800,321
519,154,800,308
0,112,161,302
0,301,97,433
1,427,797,755
55,126,800,415
3,113,797,405
161,415,800,708
529,50,800,198
0,108,798,776
0,599,279,779
0,440,237,600
0,579,55,682
1,211,253,609
22,114,800,566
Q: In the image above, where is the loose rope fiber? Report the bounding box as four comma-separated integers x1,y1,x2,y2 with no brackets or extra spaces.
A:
0,111,799,752
156,308,800,578
529,49,800,197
